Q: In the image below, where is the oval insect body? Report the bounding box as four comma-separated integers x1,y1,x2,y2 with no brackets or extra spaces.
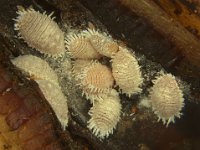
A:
14,8,65,57
76,61,114,102
87,91,121,139
149,74,184,126
11,55,59,86
111,46,143,96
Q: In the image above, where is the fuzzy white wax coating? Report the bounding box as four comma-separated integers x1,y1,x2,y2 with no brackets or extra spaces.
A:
14,8,65,57
36,79,68,128
149,74,184,126
88,91,121,139
111,46,143,97
11,55,59,86
76,60,114,103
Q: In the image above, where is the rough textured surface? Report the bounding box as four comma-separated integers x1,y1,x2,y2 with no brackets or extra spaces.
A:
0,0,200,150
88,92,121,139
150,74,184,126
65,32,102,59
14,8,65,57
111,47,143,96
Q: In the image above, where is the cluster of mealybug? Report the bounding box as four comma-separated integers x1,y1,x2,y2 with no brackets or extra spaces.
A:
13,8,68,128
66,28,144,138
13,7,185,139
66,28,185,137
67,29,144,99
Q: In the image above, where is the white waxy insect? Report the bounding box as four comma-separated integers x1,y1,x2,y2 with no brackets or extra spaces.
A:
14,8,65,57
149,74,184,127
65,33,101,59
87,90,121,139
82,29,119,58
111,46,143,97
76,60,114,102
36,79,68,128
11,55,59,86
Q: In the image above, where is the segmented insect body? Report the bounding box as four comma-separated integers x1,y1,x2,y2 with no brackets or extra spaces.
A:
149,74,184,126
88,91,121,139
83,29,119,58
76,61,114,102
36,79,68,128
14,8,65,57
111,47,143,96
72,59,102,102
65,33,101,59
11,55,59,86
